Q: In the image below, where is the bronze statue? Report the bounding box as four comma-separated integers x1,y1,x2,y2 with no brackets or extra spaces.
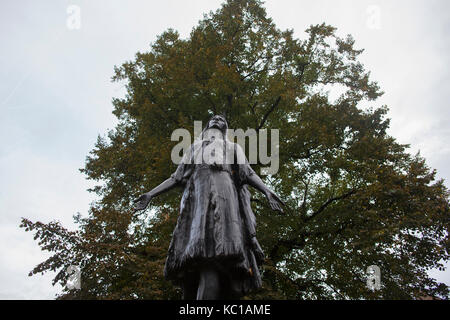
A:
133,115,284,299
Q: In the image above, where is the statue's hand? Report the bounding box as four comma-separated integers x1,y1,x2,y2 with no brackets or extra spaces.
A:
265,190,285,213
133,193,152,211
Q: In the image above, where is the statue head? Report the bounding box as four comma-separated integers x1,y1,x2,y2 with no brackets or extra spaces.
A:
206,114,228,133
195,114,229,143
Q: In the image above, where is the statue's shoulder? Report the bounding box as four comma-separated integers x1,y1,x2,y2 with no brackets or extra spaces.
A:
225,141,242,154
227,142,248,165
229,141,245,153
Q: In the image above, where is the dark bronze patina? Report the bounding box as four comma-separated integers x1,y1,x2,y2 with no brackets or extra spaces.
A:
134,115,284,300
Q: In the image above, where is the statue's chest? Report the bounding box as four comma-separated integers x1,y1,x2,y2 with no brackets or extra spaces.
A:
192,140,234,166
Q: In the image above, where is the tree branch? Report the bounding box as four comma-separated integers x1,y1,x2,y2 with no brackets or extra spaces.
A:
306,189,357,222
258,96,281,130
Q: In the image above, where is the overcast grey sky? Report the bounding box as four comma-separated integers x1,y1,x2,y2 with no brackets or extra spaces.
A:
1,0,449,299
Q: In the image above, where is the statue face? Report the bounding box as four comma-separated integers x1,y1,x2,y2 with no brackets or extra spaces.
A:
207,115,227,132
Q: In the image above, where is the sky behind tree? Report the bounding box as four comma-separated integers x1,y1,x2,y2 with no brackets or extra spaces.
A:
1,0,449,299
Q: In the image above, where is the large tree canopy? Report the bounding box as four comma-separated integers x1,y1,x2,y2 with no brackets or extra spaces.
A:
21,0,449,299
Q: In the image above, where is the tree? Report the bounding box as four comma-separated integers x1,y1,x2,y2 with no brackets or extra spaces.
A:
21,0,449,299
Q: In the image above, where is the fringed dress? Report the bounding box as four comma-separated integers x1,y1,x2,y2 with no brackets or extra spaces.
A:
163,136,263,295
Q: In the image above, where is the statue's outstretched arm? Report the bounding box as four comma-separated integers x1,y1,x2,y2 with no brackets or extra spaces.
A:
133,177,179,211
247,173,284,213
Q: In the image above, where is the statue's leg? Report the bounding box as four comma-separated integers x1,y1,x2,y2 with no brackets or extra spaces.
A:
220,270,244,300
182,273,199,300
196,265,221,300
227,277,244,299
